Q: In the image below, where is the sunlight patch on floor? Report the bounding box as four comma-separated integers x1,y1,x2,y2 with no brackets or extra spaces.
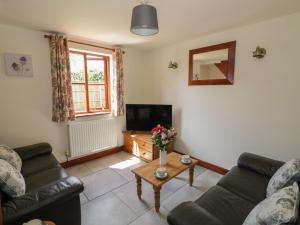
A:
109,157,141,170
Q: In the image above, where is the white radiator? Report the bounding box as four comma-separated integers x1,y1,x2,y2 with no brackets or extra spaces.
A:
68,118,118,158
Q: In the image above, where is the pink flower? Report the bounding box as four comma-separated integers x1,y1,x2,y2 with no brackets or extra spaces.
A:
151,124,165,134
161,132,167,140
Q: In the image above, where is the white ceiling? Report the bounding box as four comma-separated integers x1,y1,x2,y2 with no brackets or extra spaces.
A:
0,0,299,50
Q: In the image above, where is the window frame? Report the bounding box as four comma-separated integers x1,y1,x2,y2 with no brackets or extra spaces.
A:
70,50,111,116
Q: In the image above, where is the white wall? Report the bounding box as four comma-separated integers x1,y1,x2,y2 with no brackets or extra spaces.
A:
143,12,300,169
1,12,299,169
0,24,145,162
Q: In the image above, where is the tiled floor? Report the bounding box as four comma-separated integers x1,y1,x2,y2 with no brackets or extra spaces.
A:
66,151,223,225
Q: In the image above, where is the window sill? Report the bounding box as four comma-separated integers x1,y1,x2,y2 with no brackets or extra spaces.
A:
75,111,111,118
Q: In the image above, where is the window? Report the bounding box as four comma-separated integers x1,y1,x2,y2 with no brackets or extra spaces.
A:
69,51,110,115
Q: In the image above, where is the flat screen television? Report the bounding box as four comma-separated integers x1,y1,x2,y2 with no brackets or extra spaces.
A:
126,104,172,131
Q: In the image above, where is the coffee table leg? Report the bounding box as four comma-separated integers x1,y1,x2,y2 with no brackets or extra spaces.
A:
153,186,161,212
189,165,195,186
135,175,142,199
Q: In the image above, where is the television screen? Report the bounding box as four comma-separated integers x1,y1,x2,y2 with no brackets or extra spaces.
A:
126,104,172,131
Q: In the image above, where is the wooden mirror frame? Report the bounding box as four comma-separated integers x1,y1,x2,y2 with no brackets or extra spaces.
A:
188,41,236,85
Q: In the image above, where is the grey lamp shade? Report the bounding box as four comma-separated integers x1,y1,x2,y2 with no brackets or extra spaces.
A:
130,4,159,36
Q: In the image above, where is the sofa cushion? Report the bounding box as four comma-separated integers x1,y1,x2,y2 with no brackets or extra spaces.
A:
167,201,225,225
218,166,269,204
21,154,60,177
0,145,22,171
0,159,25,197
267,159,300,197
195,185,255,225
243,182,299,225
25,167,68,192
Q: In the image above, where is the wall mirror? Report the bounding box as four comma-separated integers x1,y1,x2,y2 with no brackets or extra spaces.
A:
189,41,236,85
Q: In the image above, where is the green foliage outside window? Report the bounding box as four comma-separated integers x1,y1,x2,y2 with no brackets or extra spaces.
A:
71,70,104,82
71,71,84,82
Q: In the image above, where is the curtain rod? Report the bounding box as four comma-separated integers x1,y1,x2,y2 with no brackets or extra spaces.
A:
44,35,117,52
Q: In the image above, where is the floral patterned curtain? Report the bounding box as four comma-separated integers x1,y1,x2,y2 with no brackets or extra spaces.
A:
112,48,124,116
48,34,75,122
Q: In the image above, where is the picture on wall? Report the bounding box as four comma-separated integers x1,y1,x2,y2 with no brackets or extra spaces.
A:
4,53,33,77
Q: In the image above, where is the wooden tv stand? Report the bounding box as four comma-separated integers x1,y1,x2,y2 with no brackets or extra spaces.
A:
123,131,173,162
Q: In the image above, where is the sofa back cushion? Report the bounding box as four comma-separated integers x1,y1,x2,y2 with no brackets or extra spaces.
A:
218,166,269,204
267,159,300,197
238,152,284,178
196,185,256,225
0,145,22,171
0,159,25,197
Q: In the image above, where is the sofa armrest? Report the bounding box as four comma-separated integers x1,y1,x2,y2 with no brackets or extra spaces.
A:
167,202,225,225
2,176,83,224
238,152,284,178
14,143,52,161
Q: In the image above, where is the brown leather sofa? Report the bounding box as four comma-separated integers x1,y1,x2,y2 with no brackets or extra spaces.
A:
167,152,300,225
1,143,84,225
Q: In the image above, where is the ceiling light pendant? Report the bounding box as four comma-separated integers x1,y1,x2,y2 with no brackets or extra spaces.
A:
130,1,159,36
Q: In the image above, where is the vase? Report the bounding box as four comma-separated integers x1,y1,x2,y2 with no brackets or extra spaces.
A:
159,149,167,166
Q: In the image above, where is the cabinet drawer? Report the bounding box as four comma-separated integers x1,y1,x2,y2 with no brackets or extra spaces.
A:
135,139,152,151
139,149,153,161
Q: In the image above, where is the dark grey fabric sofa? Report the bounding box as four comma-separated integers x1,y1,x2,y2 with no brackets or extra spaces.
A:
167,152,300,225
1,143,84,225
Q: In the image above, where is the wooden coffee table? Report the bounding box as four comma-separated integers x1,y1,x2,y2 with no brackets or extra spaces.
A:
132,152,197,212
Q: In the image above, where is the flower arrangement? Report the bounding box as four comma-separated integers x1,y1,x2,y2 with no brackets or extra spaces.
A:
151,125,177,151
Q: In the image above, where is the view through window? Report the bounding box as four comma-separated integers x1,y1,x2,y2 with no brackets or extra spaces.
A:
69,51,110,115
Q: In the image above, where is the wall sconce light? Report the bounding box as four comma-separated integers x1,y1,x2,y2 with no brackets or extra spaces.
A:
168,61,178,69
253,46,266,59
